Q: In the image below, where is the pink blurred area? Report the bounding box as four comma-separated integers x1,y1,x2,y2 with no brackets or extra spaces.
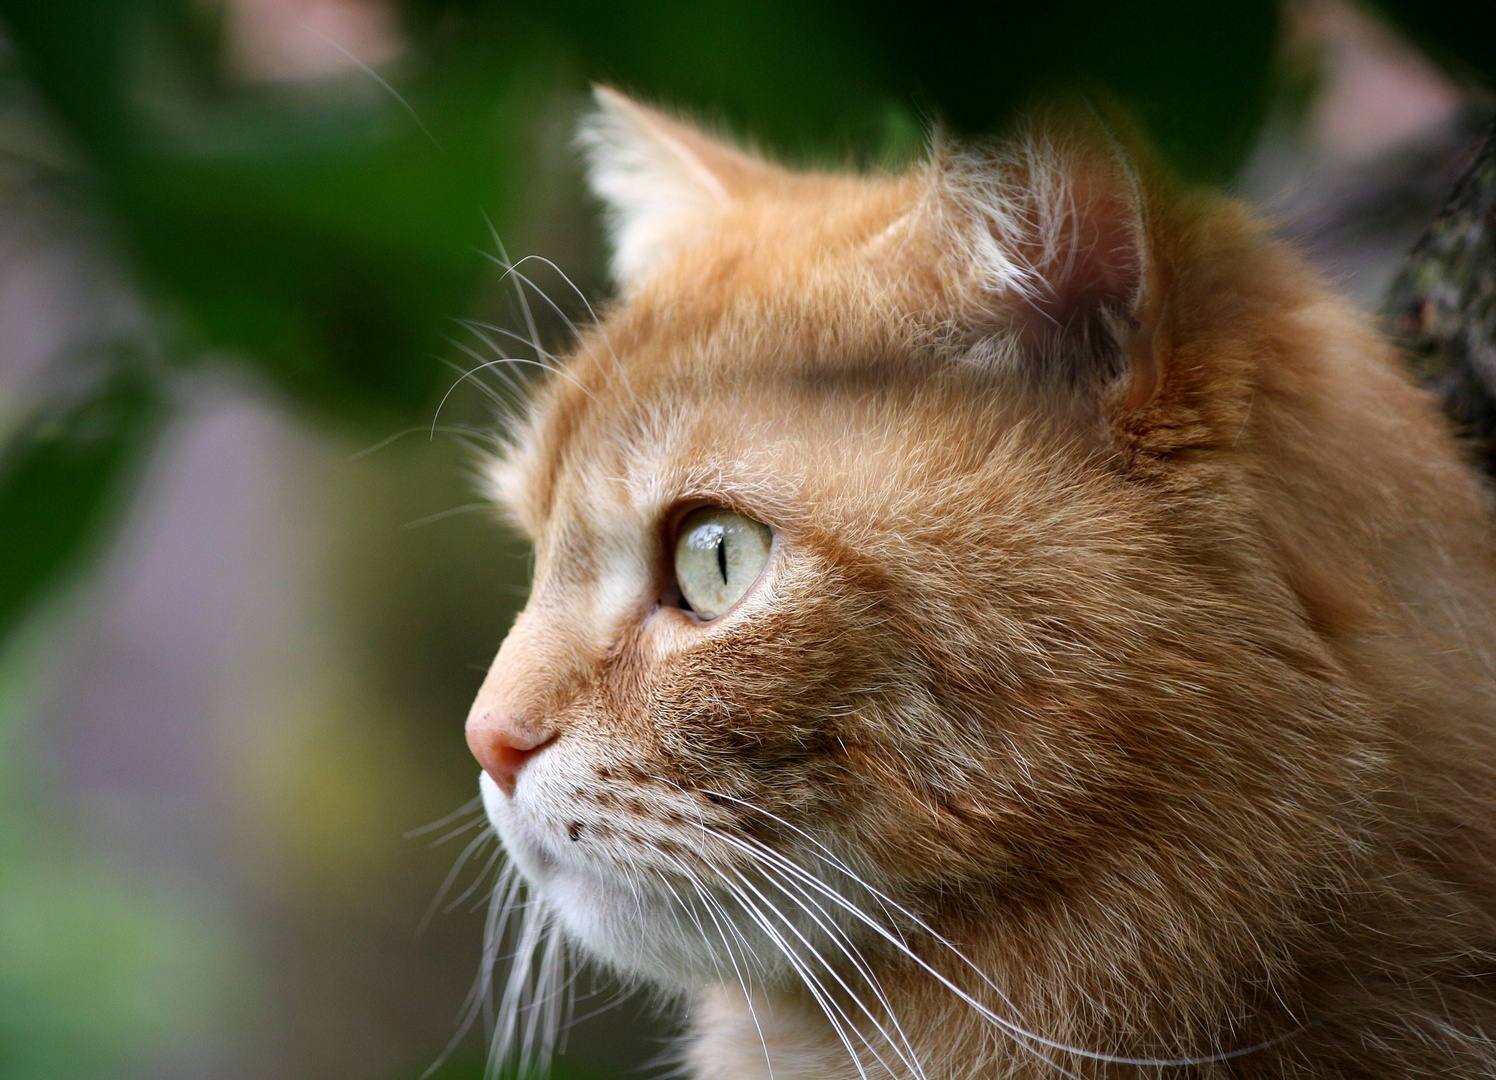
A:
222,0,402,83
1292,0,1463,163
1237,0,1488,305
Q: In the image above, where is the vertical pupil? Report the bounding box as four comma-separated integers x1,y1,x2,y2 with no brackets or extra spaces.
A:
716,533,729,583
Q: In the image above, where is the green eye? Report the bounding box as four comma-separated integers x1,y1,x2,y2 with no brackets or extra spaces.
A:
673,507,773,620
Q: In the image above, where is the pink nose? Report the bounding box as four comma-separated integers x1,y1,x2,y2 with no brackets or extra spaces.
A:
466,718,554,797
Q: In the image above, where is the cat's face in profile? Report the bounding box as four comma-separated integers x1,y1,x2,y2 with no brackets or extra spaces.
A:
472,94,1188,979
464,89,1496,1079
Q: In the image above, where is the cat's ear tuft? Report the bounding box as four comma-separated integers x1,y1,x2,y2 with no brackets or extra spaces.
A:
935,111,1159,409
578,87,779,288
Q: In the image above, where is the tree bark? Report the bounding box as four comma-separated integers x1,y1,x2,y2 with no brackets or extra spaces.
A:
1386,120,1496,470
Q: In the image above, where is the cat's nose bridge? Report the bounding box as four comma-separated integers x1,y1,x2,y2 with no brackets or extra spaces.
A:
465,610,583,797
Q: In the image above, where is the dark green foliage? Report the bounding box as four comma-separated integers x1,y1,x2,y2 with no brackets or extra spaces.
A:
1374,0,1496,93
0,358,162,641
849,0,1280,180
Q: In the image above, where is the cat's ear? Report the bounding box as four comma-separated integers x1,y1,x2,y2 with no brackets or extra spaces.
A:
931,111,1161,411
579,87,781,288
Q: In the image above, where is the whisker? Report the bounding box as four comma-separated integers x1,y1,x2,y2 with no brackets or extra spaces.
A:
454,317,564,364
449,323,555,389
722,862,924,1080
656,859,777,1080
418,826,495,934
444,839,508,916
565,979,645,1029
401,502,491,530
438,350,523,408
713,816,1088,1077
717,873,878,1080
484,222,544,367
350,425,490,462
717,842,929,1080
426,814,487,848
703,792,1295,1070
434,337,598,442
503,253,634,403
405,796,484,839
423,859,517,1080
475,252,637,405
494,895,547,1077
701,821,1085,1079
640,772,942,1075
298,22,443,150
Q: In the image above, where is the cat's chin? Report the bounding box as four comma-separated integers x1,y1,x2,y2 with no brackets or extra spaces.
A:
478,771,763,990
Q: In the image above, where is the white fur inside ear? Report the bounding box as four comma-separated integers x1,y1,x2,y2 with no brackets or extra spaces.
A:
577,89,732,288
931,122,1147,335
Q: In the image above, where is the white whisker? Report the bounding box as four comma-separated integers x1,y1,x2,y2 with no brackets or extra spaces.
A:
351,425,489,462
419,826,495,934
446,839,507,916
702,792,1293,1070
423,859,517,1080
725,862,930,1080
455,317,565,364
704,821,1084,1079
658,858,777,1080
502,253,633,403
717,873,878,1080
401,502,492,530
718,843,929,1080
484,223,545,368
298,22,442,150
436,335,599,432
439,350,527,407
405,796,485,839
424,812,489,849
475,251,637,405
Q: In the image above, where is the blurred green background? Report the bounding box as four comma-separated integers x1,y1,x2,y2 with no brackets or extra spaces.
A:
0,1,1491,1078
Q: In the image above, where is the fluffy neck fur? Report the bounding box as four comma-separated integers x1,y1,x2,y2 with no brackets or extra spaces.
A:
468,90,1496,1079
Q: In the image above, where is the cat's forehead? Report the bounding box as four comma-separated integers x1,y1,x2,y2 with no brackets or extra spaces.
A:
492,236,955,541
493,353,805,546
487,145,1074,541
491,319,1024,566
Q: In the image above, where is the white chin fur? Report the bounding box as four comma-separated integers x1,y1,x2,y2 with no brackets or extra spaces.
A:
478,771,784,989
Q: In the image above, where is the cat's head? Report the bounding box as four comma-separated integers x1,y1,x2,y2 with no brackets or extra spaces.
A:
466,89,1373,1007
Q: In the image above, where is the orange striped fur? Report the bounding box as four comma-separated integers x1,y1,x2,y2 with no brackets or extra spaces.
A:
465,90,1496,1078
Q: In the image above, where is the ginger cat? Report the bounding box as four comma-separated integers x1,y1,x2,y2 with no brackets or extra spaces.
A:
463,88,1496,1078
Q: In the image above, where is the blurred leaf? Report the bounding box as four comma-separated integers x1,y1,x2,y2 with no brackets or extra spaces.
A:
0,0,561,421
0,362,163,642
411,0,1280,180
438,0,907,161
849,0,1280,181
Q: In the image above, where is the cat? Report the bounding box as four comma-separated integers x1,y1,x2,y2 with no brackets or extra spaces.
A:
463,86,1496,1079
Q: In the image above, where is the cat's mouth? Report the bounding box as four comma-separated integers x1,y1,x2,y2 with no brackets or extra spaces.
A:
478,768,877,990
480,769,744,984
